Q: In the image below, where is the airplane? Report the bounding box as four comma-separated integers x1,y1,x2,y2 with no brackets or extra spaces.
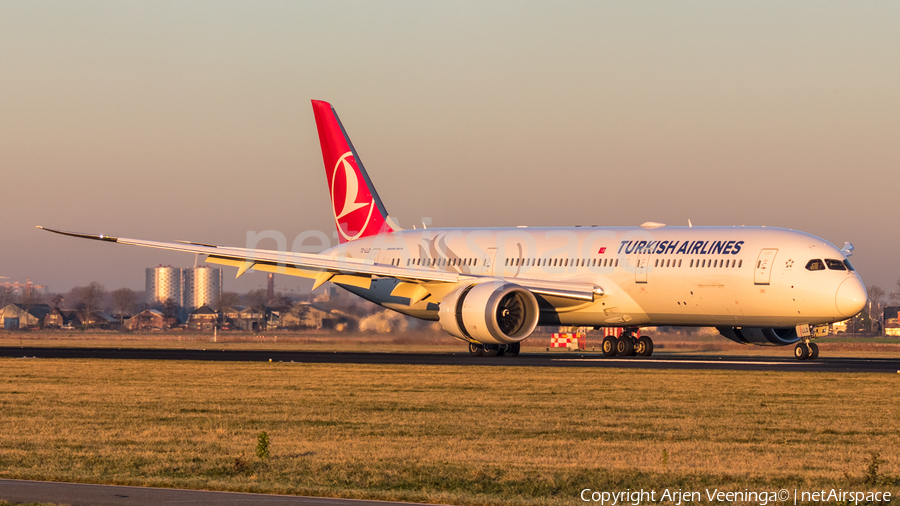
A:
39,100,867,360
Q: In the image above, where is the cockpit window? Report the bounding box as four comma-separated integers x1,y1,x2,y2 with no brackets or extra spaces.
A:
843,259,855,271
825,259,846,271
805,259,825,271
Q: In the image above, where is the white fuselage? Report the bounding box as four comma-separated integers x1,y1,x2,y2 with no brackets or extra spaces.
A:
324,225,866,329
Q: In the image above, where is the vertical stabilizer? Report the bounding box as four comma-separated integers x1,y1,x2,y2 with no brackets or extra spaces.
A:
312,100,398,243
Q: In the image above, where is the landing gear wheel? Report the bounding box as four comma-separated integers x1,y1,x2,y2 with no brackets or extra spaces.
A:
808,342,819,360
468,342,484,357
483,344,500,357
794,343,810,361
636,336,654,357
602,336,617,357
496,345,506,357
616,336,635,357
506,342,521,356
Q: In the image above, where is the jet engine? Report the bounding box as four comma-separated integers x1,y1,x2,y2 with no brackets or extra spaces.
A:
438,282,540,344
716,327,800,346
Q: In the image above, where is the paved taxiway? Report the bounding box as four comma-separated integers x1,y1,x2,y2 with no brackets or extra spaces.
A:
0,479,442,506
1,346,897,372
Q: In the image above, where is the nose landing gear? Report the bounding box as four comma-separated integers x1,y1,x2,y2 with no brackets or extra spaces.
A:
793,340,819,361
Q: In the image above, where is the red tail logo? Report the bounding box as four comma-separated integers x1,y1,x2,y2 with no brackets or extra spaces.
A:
331,151,375,241
312,100,397,243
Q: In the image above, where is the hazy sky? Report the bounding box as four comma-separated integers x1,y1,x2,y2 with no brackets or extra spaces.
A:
2,1,898,295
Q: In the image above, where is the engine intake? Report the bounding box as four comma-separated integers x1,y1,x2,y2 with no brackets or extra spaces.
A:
717,327,800,346
439,282,540,344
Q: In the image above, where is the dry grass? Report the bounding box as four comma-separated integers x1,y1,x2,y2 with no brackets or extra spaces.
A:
0,359,897,505
0,502,66,506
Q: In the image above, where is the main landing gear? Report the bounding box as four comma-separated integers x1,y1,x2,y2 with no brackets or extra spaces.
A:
793,340,819,361
601,327,653,358
468,342,520,357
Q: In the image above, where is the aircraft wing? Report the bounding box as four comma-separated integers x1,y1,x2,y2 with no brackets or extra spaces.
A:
37,226,602,302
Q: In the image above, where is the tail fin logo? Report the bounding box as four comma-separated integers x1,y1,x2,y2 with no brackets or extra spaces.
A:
331,151,375,241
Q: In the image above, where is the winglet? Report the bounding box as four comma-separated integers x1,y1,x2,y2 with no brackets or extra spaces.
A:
37,226,119,242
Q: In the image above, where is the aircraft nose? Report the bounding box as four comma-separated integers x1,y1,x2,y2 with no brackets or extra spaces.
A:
835,276,866,317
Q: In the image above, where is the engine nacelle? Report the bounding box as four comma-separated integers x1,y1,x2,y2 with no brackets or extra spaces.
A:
717,327,800,346
438,281,540,345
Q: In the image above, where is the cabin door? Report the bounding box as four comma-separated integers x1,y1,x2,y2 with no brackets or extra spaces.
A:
754,249,778,285
482,248,498,276
635,253,650,283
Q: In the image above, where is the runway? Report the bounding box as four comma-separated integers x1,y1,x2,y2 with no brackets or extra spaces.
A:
0,479,442,506
1,346,897,372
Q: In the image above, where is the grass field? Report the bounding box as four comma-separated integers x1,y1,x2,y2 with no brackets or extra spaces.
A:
0,359,897,505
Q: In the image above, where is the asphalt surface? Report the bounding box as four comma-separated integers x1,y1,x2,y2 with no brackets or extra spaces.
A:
1,346,898,372
0,479,443,506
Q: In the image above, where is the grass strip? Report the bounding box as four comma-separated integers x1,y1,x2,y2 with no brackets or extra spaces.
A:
0,359,897,505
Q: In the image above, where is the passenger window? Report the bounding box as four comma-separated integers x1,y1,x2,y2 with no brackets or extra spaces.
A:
825,259,846,271
615,259,619,267
678,259,682,267
805,259,826,271
654,259,659,267
738,260,742,268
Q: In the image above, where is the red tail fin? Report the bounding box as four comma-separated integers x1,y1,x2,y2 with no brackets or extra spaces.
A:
312,100,398,243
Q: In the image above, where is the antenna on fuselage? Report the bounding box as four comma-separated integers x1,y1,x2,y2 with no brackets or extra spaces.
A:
688,219,693,228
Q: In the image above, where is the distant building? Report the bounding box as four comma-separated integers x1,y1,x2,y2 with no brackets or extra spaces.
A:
187,305,218,331
78,310,119,330
44,307,75,328
220,305,266,331
183,266,222,312
884,306,900,337
146,266,182,307
280,302,354,331
0,304,51,329
129,309,166,331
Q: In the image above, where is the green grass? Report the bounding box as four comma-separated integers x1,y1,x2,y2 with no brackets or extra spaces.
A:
0,359,897,505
